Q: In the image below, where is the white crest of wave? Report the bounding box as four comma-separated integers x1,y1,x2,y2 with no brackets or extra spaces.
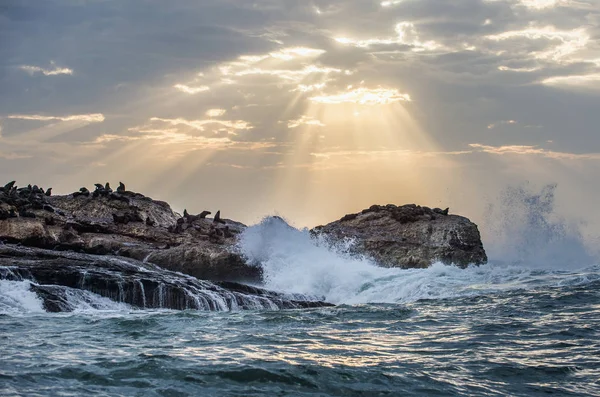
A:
238,216,600,305
0,280,45,314
0,280,130,315
62,288,132,314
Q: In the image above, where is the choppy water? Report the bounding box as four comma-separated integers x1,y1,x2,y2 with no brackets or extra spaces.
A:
2,269,600,396
2,185,600,396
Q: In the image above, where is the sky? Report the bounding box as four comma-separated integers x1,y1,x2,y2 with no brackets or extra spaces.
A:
1,0,599,255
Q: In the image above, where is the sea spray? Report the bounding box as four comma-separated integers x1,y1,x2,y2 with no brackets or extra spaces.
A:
0,280,45,314
482,183,596,268
238,216,600,305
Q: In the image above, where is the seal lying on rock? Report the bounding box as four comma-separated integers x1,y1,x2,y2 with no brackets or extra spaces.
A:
73,187,90,198
433,207,449,216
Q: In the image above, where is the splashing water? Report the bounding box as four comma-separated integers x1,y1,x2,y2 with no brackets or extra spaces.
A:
0,280,45,314
238,210,600,305
483,183,596,268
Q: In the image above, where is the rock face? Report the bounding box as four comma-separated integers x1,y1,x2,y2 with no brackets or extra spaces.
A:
0,182,257,284
0,245,331,312
312,204,487,269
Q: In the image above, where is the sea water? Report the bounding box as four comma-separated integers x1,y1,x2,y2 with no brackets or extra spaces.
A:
1,186,599,396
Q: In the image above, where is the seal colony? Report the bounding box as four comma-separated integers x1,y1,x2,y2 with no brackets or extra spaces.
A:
0,180,230,239
0,180,487,310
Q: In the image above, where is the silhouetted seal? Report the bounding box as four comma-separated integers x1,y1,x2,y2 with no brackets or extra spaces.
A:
3,181,15,192
199,211,211,219
213,210,226,224
117,182,126,193
433,207,449,216
73,187,90,198
105,182,112,193
184,209,190,218
45,188,52,197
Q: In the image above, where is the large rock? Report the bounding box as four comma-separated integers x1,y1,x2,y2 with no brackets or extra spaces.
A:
312,204,487,269
0,182,254,283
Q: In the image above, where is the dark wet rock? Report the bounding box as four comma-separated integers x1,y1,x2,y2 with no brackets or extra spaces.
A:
312,204,487,269
0,245,331,312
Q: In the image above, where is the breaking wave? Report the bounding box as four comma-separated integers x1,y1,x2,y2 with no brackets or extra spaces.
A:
238,184,600,305
0,280,130,315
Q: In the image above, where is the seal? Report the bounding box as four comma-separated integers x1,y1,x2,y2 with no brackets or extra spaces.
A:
199,211,211,219
117,182,126,193
3,181,16,192
73,187,90,198
213,210,226,224
45,188,52,197
433,207,449,216
105,182,113,193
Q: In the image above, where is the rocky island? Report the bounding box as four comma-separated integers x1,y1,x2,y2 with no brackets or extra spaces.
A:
0,181,487,312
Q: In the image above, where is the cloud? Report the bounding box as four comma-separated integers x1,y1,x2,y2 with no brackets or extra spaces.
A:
487,120,517,129
287,116,326,129
310,87,411,105
173,84,210,94
205,109,227,117
221,64,344,82
485,26,589,62
469,143,600,160
487,0,577,10
542,73,600,86
0,151,32,160
498,65,541,72
335,22,440,52
95,124,277,153
19,63,73,76
6,114,105,122
380,0,407,7
149,117,252,132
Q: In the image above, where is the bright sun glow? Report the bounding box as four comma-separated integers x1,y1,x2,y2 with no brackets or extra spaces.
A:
310,88,411,105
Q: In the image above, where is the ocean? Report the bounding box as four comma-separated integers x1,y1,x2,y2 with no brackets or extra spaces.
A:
2,210,600,396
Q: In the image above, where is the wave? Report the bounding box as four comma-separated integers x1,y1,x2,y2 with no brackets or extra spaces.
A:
0,280,45,314
0,280,130,315
238,216,600,305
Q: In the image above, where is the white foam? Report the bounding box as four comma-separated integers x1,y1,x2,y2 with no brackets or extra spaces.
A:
0,280,45,314
238,217,600,305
